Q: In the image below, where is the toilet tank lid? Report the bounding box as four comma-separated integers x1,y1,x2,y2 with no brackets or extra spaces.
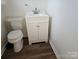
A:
7,17,24,22
8,30,23,39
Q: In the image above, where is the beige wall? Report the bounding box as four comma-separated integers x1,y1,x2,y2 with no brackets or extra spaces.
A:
1,0,7,49
5,17,27,37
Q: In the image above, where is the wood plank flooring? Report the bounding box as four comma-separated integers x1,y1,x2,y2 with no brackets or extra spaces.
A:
2,38,57,59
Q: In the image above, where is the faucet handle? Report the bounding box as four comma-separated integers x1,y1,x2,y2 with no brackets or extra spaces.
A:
32,8,40,14
35,8,37,10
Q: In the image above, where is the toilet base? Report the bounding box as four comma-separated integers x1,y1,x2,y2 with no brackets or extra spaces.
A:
13,39,23,52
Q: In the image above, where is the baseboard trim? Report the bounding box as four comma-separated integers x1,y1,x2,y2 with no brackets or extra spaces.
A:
61,52,78,59
1,42,8,56
49,39,61,59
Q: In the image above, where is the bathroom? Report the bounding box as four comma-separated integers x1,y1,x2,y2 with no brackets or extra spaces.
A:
1,0,78,59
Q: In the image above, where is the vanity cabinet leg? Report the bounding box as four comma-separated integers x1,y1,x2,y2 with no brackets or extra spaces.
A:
45,40,48,43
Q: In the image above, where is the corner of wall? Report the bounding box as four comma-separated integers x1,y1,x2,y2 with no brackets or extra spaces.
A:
49,39,61,59
1,41,8,56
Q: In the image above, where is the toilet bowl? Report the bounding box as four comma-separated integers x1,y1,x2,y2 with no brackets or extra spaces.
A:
6,17,24,52
7,30,23,52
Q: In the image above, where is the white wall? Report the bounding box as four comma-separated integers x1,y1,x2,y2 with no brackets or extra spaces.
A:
5,0,48,16
47,0,78,59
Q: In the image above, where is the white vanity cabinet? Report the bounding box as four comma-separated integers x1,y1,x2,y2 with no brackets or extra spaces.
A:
25,14,49,45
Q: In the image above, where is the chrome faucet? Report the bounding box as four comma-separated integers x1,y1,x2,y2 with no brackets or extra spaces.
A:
32,8,40,14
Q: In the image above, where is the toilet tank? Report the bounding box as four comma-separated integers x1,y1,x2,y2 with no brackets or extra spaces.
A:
7,17,23,30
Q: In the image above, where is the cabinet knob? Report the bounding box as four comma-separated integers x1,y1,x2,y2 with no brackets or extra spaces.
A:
37,25,40,27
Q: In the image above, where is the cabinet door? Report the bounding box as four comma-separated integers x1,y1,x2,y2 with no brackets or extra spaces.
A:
38,23,48,42
27,23,39,44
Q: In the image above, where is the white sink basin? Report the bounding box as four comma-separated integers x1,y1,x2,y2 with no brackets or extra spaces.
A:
25,12,48,17
25,12,49,23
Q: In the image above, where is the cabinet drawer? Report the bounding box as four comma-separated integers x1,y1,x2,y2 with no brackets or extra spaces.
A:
26,16,49,23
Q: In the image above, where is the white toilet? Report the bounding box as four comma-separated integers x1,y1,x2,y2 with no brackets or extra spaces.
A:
7,17,23,52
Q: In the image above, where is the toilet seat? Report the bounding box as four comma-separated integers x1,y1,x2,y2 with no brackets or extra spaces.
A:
8,30,23,43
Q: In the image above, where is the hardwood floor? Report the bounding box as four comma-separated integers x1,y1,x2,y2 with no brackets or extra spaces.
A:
2,38,57,59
